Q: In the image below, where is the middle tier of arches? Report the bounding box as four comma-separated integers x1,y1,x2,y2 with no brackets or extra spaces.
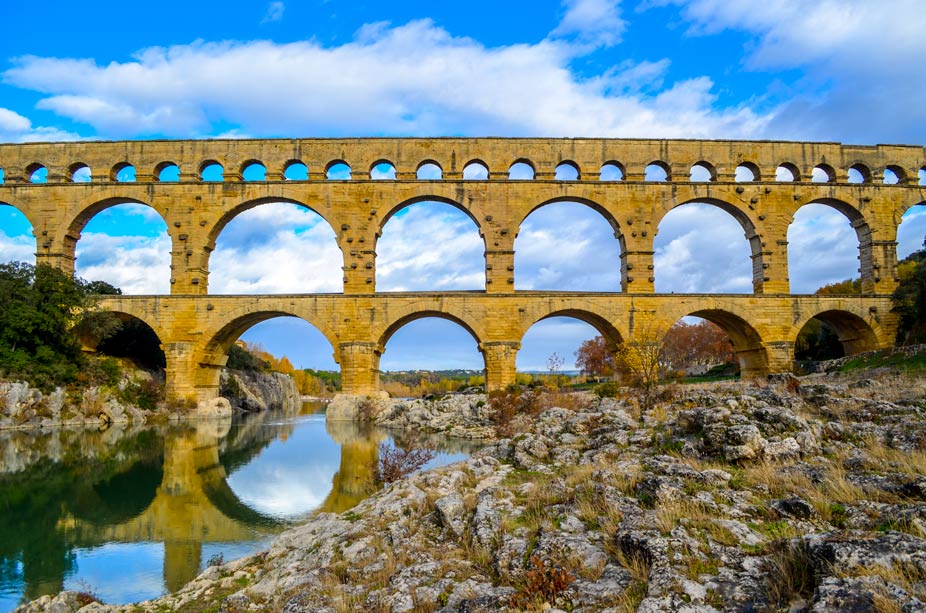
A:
8,179,918,296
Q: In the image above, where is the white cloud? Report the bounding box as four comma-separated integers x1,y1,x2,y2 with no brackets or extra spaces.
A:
2,20,769,139
75,232,172,294
898,207,926,260
0,106,80,142
261,1,285,24
787,203,859,293
0,229,34,264
654,203,753,293
658,0,926,143
550,0,626,47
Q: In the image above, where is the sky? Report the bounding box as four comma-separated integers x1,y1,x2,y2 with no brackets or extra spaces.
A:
1,0,925,371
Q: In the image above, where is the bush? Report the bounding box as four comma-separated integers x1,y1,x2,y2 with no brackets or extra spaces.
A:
509,555,575,609
594,381,622,398
376,442,436,483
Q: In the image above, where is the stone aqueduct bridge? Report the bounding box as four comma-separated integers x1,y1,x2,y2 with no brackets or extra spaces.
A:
1,137,924,402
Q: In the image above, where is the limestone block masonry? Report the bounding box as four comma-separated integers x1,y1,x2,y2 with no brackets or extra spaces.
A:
0,137,922,403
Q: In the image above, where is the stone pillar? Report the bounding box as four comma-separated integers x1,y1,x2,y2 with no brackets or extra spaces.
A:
762,341,795,376
485,249,515,293
860,238,899,295
339,341,380,394
482,341,519,392
163,341,211,404
755,212,791,294
621,250,655,293
170,247,209,295
342,248,375,293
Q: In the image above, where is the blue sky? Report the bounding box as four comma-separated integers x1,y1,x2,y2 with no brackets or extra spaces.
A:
1,0,925,371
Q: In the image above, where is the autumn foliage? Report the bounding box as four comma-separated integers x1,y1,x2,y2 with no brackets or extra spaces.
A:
659,320,735,372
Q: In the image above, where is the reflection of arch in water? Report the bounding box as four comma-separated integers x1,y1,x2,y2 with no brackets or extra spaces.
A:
319,420,384,513
70,458,164,526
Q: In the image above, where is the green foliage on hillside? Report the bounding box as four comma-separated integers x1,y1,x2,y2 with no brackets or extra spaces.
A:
893,238,926,345
0,262,120,389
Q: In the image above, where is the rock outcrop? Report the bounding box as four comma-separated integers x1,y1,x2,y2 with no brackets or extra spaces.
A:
220,369,301,413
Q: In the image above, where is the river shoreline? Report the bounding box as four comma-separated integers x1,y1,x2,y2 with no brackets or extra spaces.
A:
13,369,926,612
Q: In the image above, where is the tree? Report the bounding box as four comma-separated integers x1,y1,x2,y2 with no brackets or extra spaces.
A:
0,263,118,388
575,336,615,379
892,236,926,345
614,323,668,410
659,320,734,372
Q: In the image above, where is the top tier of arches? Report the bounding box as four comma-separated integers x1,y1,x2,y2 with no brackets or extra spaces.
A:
2,138,924,186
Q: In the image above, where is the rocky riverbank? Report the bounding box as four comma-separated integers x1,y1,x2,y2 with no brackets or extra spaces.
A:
18,371,926,612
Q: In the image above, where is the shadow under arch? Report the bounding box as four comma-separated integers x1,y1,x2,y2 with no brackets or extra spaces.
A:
682,309,768,378
659,196,762,293
79,310,168,370
794,309,880,357
69,455,165,527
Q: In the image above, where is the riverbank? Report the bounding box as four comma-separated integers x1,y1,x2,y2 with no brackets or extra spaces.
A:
17,369,926,612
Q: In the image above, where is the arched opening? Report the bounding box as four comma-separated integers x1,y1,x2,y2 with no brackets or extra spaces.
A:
689,162,715,182
515,200,622,291
85,313,167,372
519,313,622,383
555,162,579,181
735,163,759,182
847,164,870,184
378,315,484,395
600,162,624,181
283,161,308,181
326,161,351,180
795,310,879,361
787,202,861,294
654,201,756,293
200,161,224,182
113,163,136,183
0,167,5,184
156,162,180,182
812,164,835,183
509,161,534,180
28,164,47,184
241,161,267,181
210,201,342,294
776,163,799,182
69,163,91,183
660,316,737,380
919,168,926,186
898,204,926,260
463,160,488,180
680,310,767,378
75,202,172,294
0,204,36,264
377,200,484,291
883,166,904,185
370,161,396,180
417,161,442,180
645,162,669,182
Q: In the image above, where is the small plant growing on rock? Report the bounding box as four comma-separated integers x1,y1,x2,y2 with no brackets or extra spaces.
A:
376,442,436,483
356,397,379,421
509,555,575,610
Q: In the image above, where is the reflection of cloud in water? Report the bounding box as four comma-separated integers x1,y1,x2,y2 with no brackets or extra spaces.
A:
64,542,165,604
225,418,341,518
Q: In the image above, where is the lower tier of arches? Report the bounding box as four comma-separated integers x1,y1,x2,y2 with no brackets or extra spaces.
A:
94,292,898,404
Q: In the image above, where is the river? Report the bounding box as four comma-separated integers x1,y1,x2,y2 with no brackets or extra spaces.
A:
0,403,477,611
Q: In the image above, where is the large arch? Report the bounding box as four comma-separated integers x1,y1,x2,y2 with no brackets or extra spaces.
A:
654,198,760,293
681,309,768,378
792,309,881,357
207,198,343,294
517,309,625,374
514,197,623,291
375,198,486,291
897,201,926,260
63,198,172,294
376,310,485,356
80,311,168,371
787,199,869,294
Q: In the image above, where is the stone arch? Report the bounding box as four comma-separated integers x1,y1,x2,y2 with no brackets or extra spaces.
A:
735,162,760,182
69,162,91,183
516,196,622,239
792,308,881,357
0,199,38,236
370,160,397,180
897,199,926,259
883,165,907,185
112,162,136,182
848,163,872,184
776,162,801,182
201,311,341,376
155,161,180,182
416,160,443,180
376,310,485,357
80,310,168,371
789,197,873,293
600,161,624,181
508,159,535,180
463,159,489,180
326,159,352,180
812,163,836,183
377,195,483,237
522,308,625,350
653,196,762,293
200,160,224,182
0,200,37,264
684,309,768,378
26,163,47,183
282,159,308,180
240,160,267,181
645,161,670,182
690,161,716,182
555,161,580,181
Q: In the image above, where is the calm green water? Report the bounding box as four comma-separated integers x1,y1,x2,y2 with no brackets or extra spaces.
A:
0,403,475,611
